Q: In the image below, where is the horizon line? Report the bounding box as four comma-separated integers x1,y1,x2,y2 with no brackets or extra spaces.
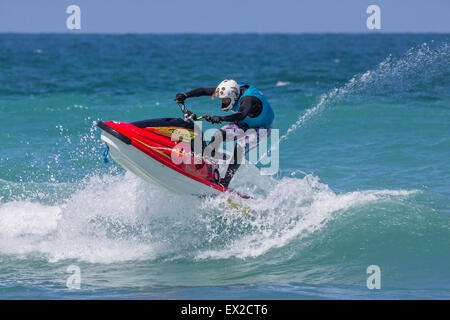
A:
0,31,449,35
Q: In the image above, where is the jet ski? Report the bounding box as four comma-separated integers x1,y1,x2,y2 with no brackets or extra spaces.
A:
96,103,249,198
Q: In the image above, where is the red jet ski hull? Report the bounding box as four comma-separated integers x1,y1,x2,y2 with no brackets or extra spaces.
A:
97,118,249,198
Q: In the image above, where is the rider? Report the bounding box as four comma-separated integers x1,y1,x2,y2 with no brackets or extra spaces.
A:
175,79,274,188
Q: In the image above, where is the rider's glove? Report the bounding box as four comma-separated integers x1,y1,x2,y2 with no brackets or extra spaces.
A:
175,93,187,103
208,115,222,124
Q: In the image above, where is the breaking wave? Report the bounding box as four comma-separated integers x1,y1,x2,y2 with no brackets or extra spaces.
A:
0,168,419,264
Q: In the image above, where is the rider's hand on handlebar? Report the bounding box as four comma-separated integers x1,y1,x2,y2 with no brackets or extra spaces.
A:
205,115,222,124
211,116,222,124
175,93,187,103
186,110,197,120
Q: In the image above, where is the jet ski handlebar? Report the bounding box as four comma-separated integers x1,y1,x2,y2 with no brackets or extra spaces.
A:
177,102,207,122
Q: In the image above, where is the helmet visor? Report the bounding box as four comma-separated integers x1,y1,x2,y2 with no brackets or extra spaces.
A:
221,98,231,110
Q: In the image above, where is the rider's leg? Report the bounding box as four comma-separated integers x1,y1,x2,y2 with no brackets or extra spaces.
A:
206,130,225,159
220,142,244,188
220,127,270,188
204,123,241,162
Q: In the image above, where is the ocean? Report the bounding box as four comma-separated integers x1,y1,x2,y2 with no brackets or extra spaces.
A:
0,34,449,299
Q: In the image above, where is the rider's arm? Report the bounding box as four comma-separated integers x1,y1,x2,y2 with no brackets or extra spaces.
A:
219,96,262,122
185,87,216,98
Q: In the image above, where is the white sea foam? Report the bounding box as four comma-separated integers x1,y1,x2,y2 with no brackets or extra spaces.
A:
0,201,62,237
276,81,291,87
196,173,418,260
0,173,165,263
0,169,417,263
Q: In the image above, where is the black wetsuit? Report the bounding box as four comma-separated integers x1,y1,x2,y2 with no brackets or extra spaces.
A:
185,85,263,125
184,85,263,188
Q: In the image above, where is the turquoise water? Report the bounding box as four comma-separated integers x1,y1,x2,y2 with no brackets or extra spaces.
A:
0,34,449,299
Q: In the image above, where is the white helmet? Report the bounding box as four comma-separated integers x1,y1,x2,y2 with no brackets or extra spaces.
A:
213,79,240,112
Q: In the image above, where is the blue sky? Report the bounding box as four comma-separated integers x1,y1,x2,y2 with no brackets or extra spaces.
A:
0,0,449,33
